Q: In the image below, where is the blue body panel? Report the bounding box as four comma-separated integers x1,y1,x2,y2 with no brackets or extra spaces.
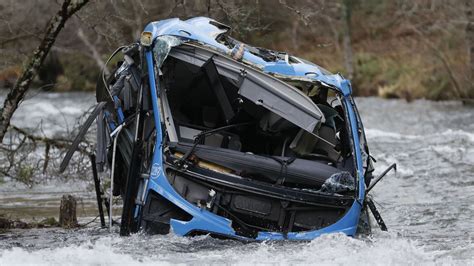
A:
142,17,365,240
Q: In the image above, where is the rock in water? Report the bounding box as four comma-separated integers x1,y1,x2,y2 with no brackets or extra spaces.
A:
59,194,78,228
0,217,12,229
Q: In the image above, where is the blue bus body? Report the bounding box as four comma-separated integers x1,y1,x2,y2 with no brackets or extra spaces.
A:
134,17,367,240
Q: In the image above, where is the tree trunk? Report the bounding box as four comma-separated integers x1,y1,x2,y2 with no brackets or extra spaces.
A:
59,194,78,228
466,0,474,95
291,19,299,51
342,0,354,80
0,0,89,142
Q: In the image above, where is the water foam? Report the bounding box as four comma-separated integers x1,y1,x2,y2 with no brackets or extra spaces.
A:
365,128,474,143
0,233,457,265
0,238,141,266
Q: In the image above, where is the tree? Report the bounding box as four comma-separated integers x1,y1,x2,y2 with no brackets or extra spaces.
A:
0,0,89,142
342,0,354,80
465,0,474,95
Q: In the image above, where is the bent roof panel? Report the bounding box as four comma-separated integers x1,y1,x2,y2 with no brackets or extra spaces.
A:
143,17,351,95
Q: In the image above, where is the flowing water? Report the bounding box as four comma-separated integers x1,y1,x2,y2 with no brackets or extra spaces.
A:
0,93,473,265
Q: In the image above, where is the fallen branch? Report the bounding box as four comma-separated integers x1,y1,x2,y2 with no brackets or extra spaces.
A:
1,124,93,184
9,125,72,150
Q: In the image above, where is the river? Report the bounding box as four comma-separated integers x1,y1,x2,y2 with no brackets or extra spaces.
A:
0,93,473,265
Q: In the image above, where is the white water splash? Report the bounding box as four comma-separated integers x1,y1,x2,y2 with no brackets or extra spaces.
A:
0,232,459,265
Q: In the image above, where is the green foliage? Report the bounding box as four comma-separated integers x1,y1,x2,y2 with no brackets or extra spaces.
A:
355,53,381,80
423,71,451,100
17,165,34,186
352,52,433,99
39,217,59,227
55,53,99,91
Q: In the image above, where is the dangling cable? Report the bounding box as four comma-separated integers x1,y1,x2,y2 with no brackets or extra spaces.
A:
102,46,127,101
109,124,124,231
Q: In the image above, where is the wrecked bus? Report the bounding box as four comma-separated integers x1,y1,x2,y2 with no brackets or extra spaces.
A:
61,17,394,240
